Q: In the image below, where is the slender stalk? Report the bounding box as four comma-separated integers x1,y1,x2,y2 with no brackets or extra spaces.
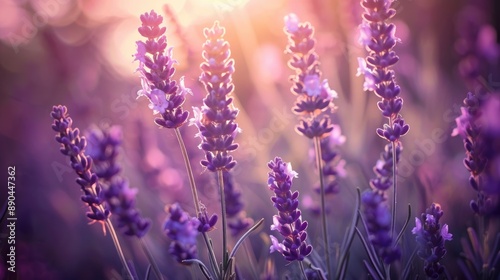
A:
390,118,397,239
313,136,332,279
202,233,221,279
217,169,229,278
174,127,220,278
140,238,164,280
105,219,135,280
174,128,201,215
299,261,308,280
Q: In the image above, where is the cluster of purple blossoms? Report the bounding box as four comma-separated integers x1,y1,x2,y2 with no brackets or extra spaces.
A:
453,93,500,215
357,0,408,264
163,203,200,264
86,125,151,238
135,10,191,128
315,125,347,195
357,0,409,141
51,105,109,222
412,203,453,279
268,157,312,262
361,191,401,264
223,171,252,236
370,143,402,192
284,13,338,139
191,22,239,172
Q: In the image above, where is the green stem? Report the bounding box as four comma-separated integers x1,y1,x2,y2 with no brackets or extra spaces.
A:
313,136,332,279
140,238,164,280
174,128,201,215
105,219,135,280
217,169,229,279
299,261,308,280
390,117,397,239
174,128,220,279
202,233,221,279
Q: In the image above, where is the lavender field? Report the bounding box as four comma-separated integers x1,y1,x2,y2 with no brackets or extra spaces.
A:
1,0,499,279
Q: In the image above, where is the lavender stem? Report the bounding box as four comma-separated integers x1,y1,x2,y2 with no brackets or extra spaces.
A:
391,137,397,239
174,128,201,215
217,169,229,278
140,238,164,280
174,127,220,278
299,261,308,280
105,219,135,280
313,136,331,278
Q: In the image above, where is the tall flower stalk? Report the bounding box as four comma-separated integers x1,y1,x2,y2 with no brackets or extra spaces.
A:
134,9,202,215
357,0,409,266
267,157,312,277
412,203,452,279
50,105,134,280
191,21,240,279
134,10,218,278
283,13,339,277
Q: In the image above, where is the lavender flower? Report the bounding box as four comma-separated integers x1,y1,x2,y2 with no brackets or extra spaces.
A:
223,171,252,236
197,204,218,233
103,178,152,238
85,125,122,181
361,190,401,264
412,203,452,279
314,125,347,195
135,10,191,128
86,125,151,238
370,142,402,191
164,203,200,264
357,0,409,141
50,105,109,222
268,157,312,262
453,92,500,215
284,13,337,139
191,21,239,172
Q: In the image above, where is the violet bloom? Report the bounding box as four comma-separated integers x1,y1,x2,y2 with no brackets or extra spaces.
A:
361,190,400,264
135,10,191,128
412,203,452,279
50,105,109,222
85,125,122,181
357,0,409,141
268,157,312,262
191,22,239,172
284,13,337,139
86,125,151,238
315,125,347,195
164,203,200,264
453,92,500,215
370,143,402,191
223,171,252,236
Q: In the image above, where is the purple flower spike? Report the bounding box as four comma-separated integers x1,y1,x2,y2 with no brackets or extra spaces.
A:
370,143,402,191
197,204,218,233
357,0,409,142
361,190,401,264
191,22,240,172
453,92,500,215
284,13,338,139
86,125,151,238
267,157,312,262
51,105,109,222
223,171,252,236
412,203,452,279
135,10,191,128
85,125,122,181
164,203,200,264
104,178,151,238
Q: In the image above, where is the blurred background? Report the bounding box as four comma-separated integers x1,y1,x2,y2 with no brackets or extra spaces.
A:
0,0,499,278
